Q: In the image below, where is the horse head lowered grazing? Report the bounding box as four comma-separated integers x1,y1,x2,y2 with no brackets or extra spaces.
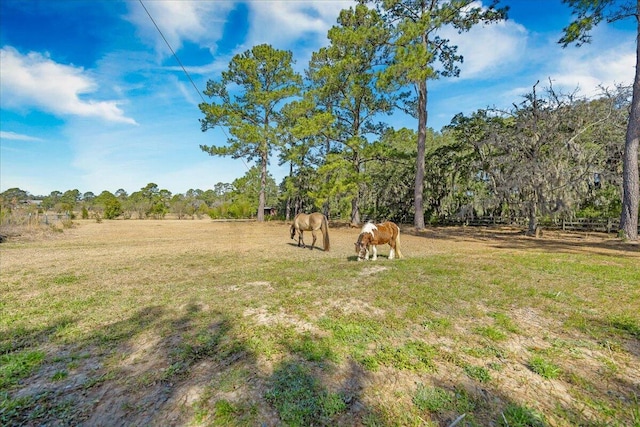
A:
355,221,402,261
290,212,330,251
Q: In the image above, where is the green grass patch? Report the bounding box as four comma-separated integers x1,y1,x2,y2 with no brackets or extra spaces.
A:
318,315,385,360
463,364,492,383
212,399,259,427
51,274,81,285
0,350,45,388
490,312,520,333
319,316,382,344
413,385,453,412
528,355,562,380
608,314,640,339
0,391,76,425
265,362,347,425
500,403,546,427
422,316,452,333
413,384,476,416
362,341,437,372
464,344,506,359
287,333,339,363
475,325,507,341
51,370,68,381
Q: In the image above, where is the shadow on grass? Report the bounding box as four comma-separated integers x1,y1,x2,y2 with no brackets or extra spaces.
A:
266,360,352,425
419,370,639,427
403,225,640,257
3,302,639,425
287,242,330,252
1,304,374,426
1,304,262,425
414,311,640,426
0,316,77,354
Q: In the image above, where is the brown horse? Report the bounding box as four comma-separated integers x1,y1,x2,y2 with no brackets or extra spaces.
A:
354,221,402,261
290,212,330,251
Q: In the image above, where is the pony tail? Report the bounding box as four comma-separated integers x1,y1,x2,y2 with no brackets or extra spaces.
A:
322,215,330,251
394,224,403,258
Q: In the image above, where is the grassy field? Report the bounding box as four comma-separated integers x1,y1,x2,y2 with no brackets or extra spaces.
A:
1,219,639,426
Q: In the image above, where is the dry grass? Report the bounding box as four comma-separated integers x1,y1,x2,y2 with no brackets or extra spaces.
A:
1,219,639,426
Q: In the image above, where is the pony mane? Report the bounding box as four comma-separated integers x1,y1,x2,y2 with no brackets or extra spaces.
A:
360,222,377,236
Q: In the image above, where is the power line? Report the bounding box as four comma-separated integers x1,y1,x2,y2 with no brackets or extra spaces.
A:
138,0,252,173
138,0,207,105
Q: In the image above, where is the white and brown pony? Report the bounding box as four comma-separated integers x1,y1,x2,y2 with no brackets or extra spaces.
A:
290,212,330,251
354,221,402,261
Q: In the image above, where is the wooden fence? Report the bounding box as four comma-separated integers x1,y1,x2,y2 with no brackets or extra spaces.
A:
443,216,639,234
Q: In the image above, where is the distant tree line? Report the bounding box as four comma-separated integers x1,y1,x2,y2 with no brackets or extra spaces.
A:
0,166,278,222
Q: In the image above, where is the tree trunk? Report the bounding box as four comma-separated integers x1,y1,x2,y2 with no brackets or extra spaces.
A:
285,197,291,222
285,163,293,221
527,199,539,237
620,14,640,240
258,153,267,222
351,196,360,225
414,79,427,229
351,154,362,225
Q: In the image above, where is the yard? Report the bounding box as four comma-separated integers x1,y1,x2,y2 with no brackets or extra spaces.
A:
1,219,639,426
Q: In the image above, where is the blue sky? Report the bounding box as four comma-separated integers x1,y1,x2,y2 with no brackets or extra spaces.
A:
0,0,636,197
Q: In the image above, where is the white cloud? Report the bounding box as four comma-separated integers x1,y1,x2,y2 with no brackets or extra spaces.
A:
248,2,332,42
552,45,635,96
128,1,368,76
127,1,235,58
0,47,137,124
445,20,529,79
0,131,44,142
245,1,352,61
501,28,635,101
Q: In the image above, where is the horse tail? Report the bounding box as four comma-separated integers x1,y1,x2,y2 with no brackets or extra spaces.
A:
394,224,403,258
321,215,330,251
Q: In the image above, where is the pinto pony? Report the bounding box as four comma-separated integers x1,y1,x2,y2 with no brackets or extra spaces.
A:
354,221,402,261
290,212,330,251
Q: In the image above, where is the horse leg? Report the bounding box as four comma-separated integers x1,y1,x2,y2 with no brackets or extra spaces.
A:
371,245,377,260
298,231,305,248
310,230,317,250
389,245,395,260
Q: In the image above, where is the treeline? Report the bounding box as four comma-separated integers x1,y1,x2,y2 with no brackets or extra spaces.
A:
279,82,628,230
0,82,630,228
0,167,279,221
195,1,637,236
